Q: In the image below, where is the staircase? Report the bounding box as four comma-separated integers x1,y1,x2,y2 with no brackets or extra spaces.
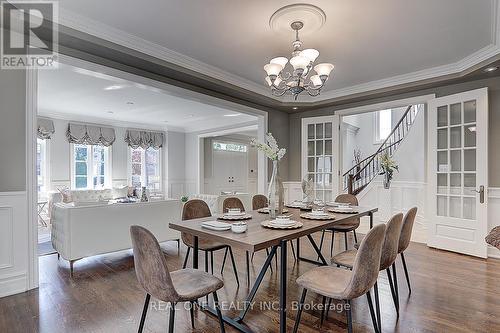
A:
343,104,421,195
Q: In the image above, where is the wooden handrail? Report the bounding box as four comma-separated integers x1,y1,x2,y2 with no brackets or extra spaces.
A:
344,105,416,194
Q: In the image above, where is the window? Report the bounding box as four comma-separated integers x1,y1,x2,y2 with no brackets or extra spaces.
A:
213,142,247,153
374,109,392,143
129,147,161,192
72,144,111,189
36,138,48,193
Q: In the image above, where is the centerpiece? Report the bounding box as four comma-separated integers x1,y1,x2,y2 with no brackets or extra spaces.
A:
380,152,398,189
251,133,286,218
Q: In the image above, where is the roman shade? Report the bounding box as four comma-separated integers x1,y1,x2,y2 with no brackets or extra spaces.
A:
66,123,116,146
124,129,164,149
37,118,55,139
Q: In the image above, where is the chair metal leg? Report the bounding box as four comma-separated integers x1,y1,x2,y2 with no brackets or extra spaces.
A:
344,232,348,250
138,294,150,333
366,290,380,333
168,303,176,333
212,291,226,333
317,230,326,260
246,251,250,286
345,299,353,333
330,231,335,257
325,297,332,319
320,295,326,326
292,288,307,333
353,230,358,243
189,301,195,329
374,281,381,333
211,251,214,275
392,263,400,313
220,247,228,274
182,247,191,269
205,251,209,273
290,240,296,260
228,247,240,286
386,268,399,315
401,252,411,295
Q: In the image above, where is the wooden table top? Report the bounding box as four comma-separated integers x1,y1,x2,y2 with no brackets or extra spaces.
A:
169,206,378,252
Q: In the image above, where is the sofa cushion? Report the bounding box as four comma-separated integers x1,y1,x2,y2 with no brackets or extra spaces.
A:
112,186,129,199
71,189,113,202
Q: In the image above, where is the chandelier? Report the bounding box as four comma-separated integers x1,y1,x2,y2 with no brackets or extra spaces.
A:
264,21,334,100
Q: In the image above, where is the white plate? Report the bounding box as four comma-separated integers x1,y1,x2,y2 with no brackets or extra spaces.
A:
269,220,296,227
327,201,352,207
226,211,245,216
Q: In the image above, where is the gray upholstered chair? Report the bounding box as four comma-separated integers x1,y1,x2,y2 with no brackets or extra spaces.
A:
252,194,268,210
130,225,226,333
332,212,403,330
182,199,240,286
398,207,417,295
318,194,361,258
293,224,387,333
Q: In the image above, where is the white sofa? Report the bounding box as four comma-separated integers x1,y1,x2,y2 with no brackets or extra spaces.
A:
51,199,181,274
190,193,253,214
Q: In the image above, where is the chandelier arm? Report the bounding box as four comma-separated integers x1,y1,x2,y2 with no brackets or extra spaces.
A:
306,87,322,97
272,88,288,97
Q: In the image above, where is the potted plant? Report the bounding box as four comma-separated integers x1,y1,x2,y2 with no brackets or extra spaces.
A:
251,133,286,218
380,152,398,189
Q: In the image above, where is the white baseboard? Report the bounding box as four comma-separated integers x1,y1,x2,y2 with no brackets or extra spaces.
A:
0,271,27,298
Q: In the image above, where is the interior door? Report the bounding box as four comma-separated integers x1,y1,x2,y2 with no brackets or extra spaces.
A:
213,149,248,194
301,115,340,203
427,88,488,258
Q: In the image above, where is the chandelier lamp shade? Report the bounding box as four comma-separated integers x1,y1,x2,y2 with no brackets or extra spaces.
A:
264,21,334,100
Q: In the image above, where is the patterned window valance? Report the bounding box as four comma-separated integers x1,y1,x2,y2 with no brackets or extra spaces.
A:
124,129,164,149
37,118,55,139
66,123,116,146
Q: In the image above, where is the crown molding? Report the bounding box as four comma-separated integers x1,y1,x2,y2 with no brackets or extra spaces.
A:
58,2,500,105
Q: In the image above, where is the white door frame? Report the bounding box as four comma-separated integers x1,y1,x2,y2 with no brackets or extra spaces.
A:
25,54,268,289
426,87,488,258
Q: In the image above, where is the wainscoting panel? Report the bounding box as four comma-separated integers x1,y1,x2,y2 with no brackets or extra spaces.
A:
283,182,302,204
0,192,29,298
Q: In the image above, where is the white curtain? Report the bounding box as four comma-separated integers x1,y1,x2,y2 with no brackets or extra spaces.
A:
124,129,164,149
66,123,116,146
37,118,55,139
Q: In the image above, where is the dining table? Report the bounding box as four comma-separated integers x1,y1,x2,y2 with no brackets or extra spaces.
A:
169,205,378,333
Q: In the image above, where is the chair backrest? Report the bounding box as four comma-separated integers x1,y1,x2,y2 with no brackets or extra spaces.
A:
252,194,268,210
380,213,404,270
130,225,179,302
223,197,245,213
344,223,386,299
181,199,212,247
335,193,360,226
398,207,417,253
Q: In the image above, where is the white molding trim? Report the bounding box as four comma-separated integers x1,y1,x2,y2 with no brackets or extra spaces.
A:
335,94,435,116
58,3,500,103
0,272,28,298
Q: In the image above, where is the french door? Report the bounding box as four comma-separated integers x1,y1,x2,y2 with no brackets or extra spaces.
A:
301,115,340,202
427,88,488,258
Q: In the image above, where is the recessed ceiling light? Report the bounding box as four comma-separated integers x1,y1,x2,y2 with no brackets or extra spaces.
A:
104,84,126,91
484,66,499,73
224,113,241,117
292,107,298,110
126,101,134,105
106,111,114,114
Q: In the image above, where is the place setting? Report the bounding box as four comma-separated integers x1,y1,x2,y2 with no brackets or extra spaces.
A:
300,207,336,220
218,208,252,220
327,202,359,214
285,200,312,211
257,206,289,214
261,214,303,229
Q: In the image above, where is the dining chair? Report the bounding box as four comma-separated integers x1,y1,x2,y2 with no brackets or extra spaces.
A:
293,223,387,333
182,199,240,286
332,212,403,330
318,194,360,258
252,194,268,210
130,225,226,333
398,207,417,295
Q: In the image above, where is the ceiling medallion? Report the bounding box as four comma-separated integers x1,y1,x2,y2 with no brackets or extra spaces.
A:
264,5,333,100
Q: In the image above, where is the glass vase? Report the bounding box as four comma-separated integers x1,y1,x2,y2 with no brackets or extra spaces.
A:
268,160,284,219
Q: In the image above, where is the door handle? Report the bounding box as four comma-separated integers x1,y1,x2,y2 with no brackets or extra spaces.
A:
472,185,485,204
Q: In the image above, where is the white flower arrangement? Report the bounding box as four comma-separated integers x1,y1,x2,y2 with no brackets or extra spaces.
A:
250,133,286,161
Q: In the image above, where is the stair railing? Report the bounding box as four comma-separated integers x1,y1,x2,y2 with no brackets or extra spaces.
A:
343,105,419,194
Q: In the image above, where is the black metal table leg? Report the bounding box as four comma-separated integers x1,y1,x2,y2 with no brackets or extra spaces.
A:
369,211,374,228
279,240,287,333
296,237,300,259
297,234,328,266
193,236,198,269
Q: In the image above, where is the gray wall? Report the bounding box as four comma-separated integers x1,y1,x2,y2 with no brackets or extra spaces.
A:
0,70,26,191
268,110,289,181
288,77,500,186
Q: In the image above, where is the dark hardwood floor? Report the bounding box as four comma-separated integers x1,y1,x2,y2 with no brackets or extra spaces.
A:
0,233,499,333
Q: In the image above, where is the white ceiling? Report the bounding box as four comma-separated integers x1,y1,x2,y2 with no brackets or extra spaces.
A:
58,0,496,100
37,63,258,132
